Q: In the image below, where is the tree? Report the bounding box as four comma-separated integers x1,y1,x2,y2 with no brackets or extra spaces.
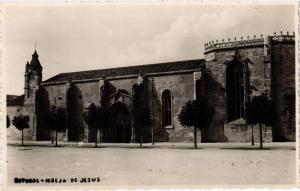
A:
96,106,107,144
7,115,10,128
251,124,255,146
133,84,142,147
178,98,215,149
132,83,151,148
45,112,54,144
83,103,107,148
12,115,30,145
245,95,273,149
48,106,68,147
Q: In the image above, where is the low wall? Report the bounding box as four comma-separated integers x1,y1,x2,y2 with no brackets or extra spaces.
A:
224,123,272,143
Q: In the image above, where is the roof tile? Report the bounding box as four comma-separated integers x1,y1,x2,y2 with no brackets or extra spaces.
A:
43,59,204,83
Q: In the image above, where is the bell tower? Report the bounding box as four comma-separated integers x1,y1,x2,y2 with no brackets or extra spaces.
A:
24,50,42,104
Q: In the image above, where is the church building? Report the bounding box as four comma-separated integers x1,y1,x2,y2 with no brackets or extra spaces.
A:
7,32,295,143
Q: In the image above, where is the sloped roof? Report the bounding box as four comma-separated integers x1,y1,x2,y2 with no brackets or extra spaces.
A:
43,59,204,84
7,95,24,106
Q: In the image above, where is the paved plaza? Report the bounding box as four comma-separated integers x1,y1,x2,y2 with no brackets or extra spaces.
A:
7,142,296,187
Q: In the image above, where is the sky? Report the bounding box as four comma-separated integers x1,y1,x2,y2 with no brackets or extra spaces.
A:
3,3,296,95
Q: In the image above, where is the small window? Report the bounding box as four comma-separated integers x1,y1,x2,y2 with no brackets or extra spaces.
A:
162,89,172,128
58,96,63,101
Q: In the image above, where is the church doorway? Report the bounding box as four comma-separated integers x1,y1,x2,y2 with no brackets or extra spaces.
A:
106,102,132,143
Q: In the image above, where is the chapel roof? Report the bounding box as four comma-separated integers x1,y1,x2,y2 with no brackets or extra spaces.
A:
43,59,205,84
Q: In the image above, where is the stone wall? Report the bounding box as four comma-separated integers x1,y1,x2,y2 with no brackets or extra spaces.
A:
37,72,198,143
148,73,196,142
271,41,295,141
43,84,67,107
7,105,36,141
42,84,68,141
204,44,270,142
73,81,100,106
108,78,137,95
204,35,295,142
224,120,272,143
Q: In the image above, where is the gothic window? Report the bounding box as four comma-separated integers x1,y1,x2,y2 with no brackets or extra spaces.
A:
162,89,172,127
226,60,249,122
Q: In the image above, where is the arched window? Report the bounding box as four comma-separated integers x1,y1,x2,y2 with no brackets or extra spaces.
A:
162,90,172,127
226,60,249,122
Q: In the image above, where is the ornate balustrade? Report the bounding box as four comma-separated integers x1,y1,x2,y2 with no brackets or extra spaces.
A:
204,31,295,53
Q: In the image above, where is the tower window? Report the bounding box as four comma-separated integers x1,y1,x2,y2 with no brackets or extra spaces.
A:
58,96,63,101
162,89,172,128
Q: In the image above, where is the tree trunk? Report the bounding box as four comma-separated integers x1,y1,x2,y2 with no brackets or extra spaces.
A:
194,126,197,149
251,125,254,146
22,129,24,146
151,119,154,147
152,125,154,147
139,124,143,148
55,130,58,147
51,131,54,144
99,129,102,143
95,129,98,148
259,123,263,149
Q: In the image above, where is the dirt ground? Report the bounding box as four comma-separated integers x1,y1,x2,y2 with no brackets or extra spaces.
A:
7,142,296,188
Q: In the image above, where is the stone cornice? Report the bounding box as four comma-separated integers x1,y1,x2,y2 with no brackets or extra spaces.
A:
41,81,69,86
271,34,295,44
204,38,264,54
143,68,201,77
204,33,295,54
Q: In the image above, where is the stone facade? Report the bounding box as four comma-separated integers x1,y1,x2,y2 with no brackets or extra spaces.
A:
271,36,295,141
7,32,295,143
203,33,295,142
